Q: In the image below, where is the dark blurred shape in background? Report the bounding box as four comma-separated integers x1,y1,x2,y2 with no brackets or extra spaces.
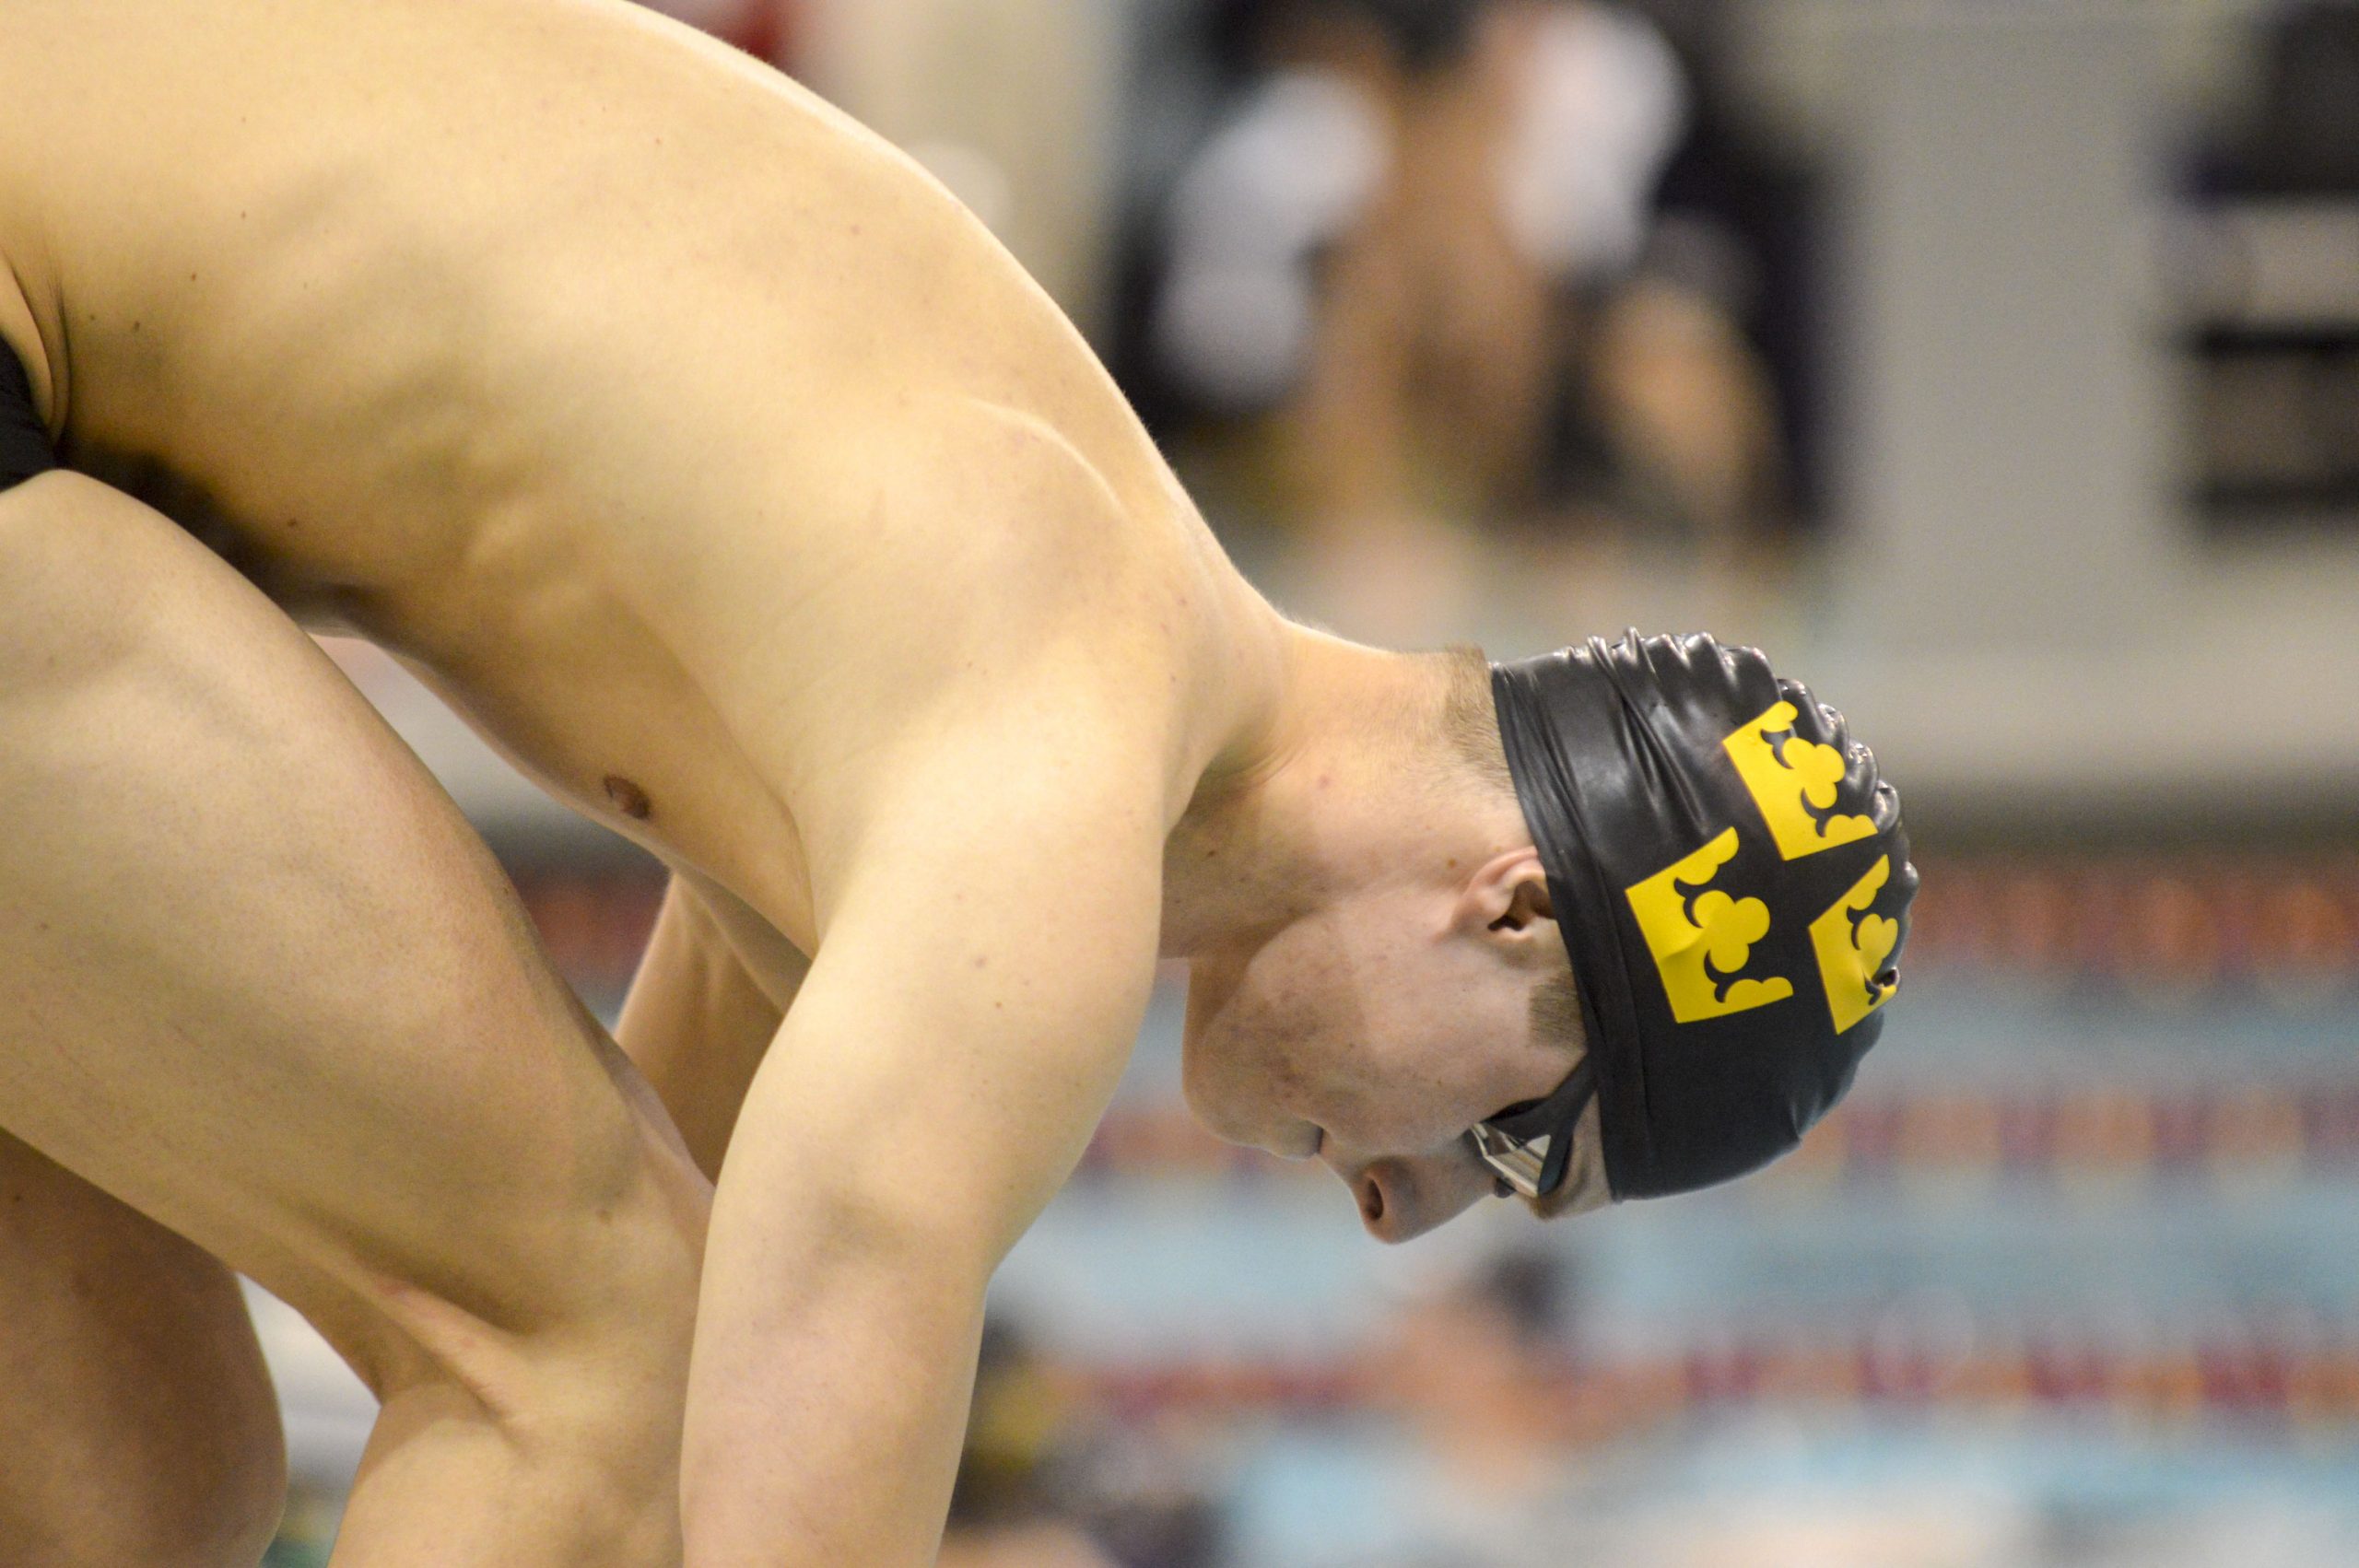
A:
2182,0,2359,533
1115,0,1807,639
2198,0,2359,196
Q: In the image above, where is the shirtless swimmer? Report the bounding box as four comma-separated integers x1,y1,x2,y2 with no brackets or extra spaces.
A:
0,3,1915,1564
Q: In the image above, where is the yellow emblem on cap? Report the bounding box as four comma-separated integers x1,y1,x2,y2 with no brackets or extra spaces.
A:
1625,827,1794,1023
1723,701,1878,861
1809,855,1902,1033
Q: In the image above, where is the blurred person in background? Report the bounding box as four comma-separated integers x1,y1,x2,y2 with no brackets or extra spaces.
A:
1148,0,1790,640
937,1316,1227,1568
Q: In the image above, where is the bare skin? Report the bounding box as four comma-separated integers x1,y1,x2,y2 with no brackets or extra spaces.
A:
0,1128,285,1567
0,2,1605,1563
0,470,708,1566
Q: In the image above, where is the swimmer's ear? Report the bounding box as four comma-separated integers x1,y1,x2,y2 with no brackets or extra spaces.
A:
1453,848,1556,949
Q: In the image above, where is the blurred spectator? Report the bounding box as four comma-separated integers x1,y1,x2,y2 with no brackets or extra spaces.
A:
941,1317,1227,1568
1144,0,1790,637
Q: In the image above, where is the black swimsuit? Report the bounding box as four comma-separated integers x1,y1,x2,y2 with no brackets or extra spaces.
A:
0,338,55,493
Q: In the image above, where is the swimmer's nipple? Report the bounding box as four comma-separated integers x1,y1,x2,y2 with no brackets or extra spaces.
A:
603,775,652,820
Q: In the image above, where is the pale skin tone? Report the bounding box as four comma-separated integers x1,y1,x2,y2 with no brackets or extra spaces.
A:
0,3,1603,1565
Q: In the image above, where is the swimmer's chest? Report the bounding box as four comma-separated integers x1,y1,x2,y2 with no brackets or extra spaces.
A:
18,0,974,559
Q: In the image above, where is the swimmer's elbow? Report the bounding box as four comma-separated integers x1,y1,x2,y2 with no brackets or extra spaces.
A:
795,1169,1003,1281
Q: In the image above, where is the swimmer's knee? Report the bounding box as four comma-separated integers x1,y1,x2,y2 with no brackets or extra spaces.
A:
352,1125,707,1448
522,1113,710,1358
509,1161,704,1519
360,1196,701,1568
535,1140,708,1424
252,1129,701,1566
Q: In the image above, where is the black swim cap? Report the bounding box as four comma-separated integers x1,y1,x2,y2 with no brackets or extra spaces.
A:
1491,632,1916,1201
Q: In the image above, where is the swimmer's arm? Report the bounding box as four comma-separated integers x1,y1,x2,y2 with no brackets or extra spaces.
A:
616,874,798,1182
680,732,1162,1568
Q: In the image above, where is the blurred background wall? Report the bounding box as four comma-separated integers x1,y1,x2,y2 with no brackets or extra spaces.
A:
259,2,2359,1564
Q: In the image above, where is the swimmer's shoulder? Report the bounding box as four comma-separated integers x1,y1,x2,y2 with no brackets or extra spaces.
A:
742,380,1279,843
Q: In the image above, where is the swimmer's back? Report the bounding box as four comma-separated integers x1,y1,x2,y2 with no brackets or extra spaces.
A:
0,0,1262,946
0,0,1173,573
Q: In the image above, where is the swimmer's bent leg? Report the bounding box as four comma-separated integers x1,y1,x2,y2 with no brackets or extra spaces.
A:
0,473,709,1567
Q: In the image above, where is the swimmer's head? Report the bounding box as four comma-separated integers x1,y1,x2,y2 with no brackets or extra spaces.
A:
1180,644,1608,1244
1179,632,1912,1242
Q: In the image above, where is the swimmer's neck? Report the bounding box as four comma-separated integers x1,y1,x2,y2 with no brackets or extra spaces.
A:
1158,627,1522,960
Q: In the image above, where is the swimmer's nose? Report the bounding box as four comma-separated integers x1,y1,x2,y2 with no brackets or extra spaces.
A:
1347,1163,1424,1244
1315,1145,1397,1239
1346,1158,1488,1245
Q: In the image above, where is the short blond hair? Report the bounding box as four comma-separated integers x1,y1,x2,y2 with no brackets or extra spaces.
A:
1433,645,1513,794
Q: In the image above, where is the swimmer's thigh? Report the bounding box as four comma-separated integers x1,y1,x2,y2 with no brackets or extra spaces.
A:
0,1126,286,1568
0,472,708,1568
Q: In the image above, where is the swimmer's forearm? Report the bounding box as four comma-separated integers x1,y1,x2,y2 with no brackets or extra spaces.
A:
675,716,1165,1563
675,942,1142,1564
683,1178,990,1567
